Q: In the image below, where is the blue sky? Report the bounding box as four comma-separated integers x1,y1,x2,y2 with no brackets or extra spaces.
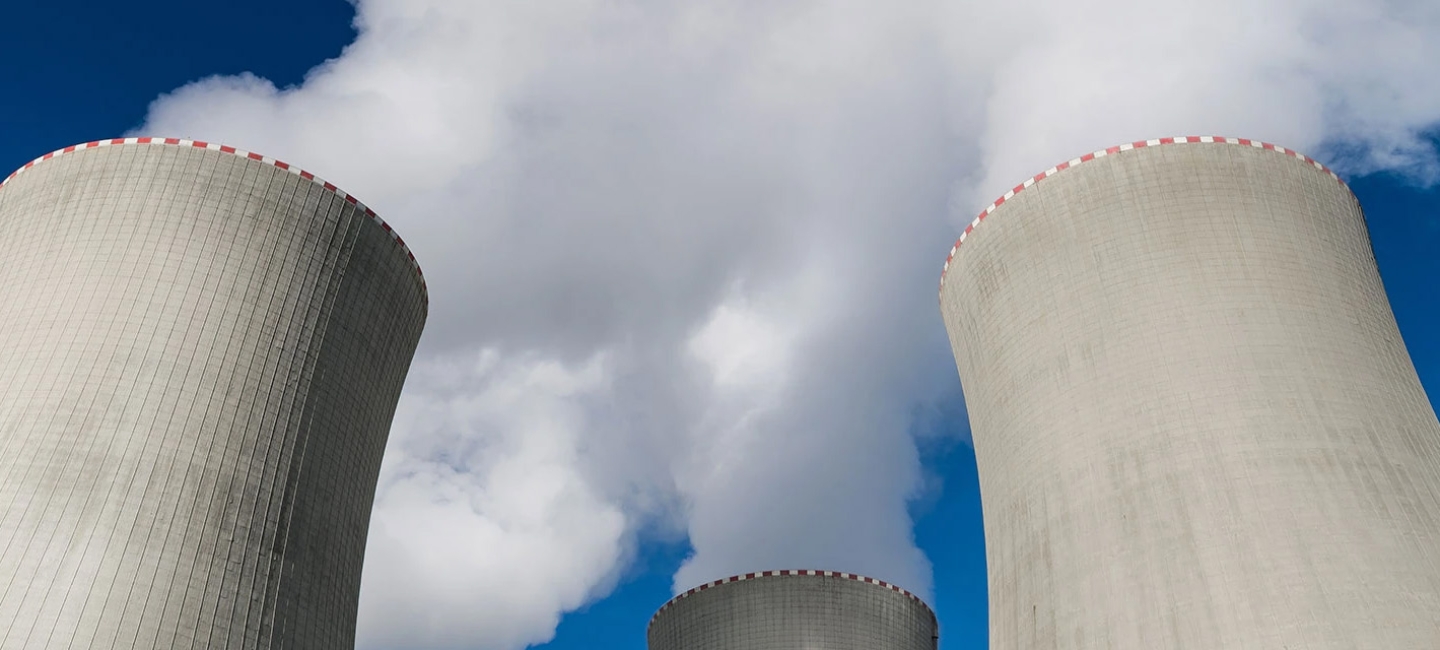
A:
1,2,1436,650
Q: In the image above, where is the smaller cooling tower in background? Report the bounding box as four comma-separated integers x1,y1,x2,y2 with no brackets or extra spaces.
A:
647,570,937,650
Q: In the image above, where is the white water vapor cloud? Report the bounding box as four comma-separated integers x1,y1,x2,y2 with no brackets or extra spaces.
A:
136,0,1440,648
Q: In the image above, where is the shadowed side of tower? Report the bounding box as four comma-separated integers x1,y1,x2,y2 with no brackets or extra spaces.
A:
939,138,1440,648
0,140,427,649
648,571,937,650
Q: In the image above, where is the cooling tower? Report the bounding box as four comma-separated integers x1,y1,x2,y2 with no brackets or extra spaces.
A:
648,570,937,650
0,138,427,649
938,136,1440,648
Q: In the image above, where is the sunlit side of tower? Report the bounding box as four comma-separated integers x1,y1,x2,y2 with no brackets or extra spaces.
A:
648,570,937,650
938,137,1440,648
0,139,427,649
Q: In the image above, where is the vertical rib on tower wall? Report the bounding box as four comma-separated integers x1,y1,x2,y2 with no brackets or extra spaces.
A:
0,141,426,649
939,139,1440,648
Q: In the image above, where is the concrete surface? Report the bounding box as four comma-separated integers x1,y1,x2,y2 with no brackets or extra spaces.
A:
648,572,937,650
940,141,1440,648
0,142,427,649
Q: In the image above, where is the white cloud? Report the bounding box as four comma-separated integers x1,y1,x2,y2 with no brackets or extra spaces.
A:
938,0,1440,208
136,0,1440,647
358,350,627,650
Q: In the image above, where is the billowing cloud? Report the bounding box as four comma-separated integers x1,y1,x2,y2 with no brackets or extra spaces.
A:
357,350,627,649
940,0,1440,206
137,0,1440,648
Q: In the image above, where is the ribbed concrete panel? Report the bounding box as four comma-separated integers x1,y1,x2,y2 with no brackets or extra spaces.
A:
0,141,427,649
647,571,937,650
939,140,1440,648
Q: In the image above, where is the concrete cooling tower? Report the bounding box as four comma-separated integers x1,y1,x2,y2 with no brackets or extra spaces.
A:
0,138,427,649
938,136,1440,648
648,570,937,650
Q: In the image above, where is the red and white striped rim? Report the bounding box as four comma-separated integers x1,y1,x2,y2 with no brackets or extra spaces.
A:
647,569,935,632
937,136,1348,299
1,137,427,306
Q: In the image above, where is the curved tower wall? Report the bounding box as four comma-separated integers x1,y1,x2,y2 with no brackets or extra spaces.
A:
647,570,937,650
0,139,427,649
939,137,1440,648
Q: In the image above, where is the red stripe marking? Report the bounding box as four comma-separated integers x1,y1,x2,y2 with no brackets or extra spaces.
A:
0,140,420,300
938,136,1346,290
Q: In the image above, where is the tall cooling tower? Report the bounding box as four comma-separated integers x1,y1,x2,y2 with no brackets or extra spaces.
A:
938,136,1440,648
648,570,937,650
0,139,427,649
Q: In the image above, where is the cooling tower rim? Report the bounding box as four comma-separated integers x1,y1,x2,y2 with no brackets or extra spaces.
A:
646,569,936,633
937,135,1348,299
1,137,428,306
